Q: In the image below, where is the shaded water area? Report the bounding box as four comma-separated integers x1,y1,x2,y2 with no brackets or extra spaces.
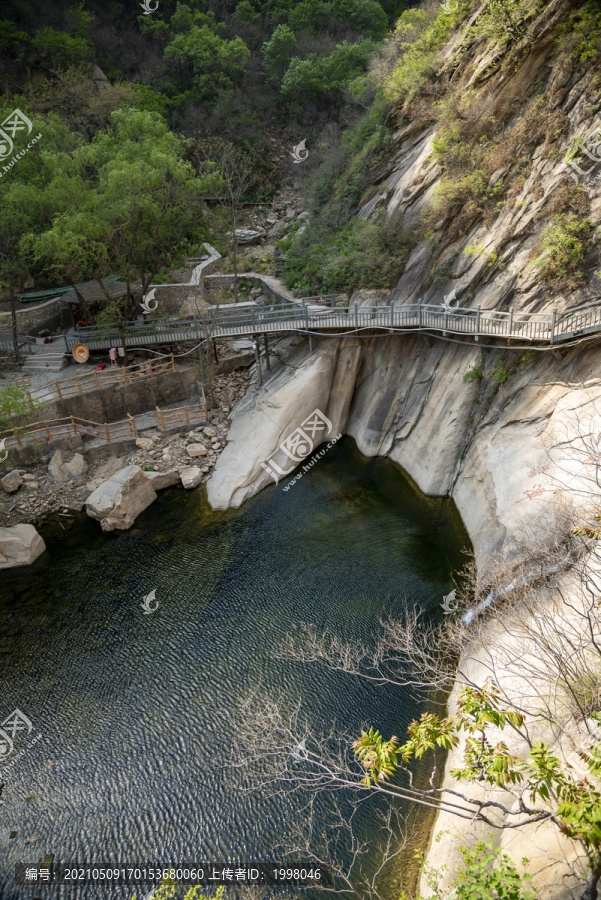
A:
0,438,469,900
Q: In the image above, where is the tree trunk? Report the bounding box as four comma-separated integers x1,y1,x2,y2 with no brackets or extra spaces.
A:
119,325,128,366
232,205,239,303
582,859,601,900
9,292,21,364
202,315,215,409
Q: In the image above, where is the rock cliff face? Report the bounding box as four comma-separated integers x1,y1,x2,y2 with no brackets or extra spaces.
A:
208,2,601,896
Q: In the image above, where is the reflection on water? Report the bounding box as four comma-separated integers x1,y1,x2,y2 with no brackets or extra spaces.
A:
0,439,469,899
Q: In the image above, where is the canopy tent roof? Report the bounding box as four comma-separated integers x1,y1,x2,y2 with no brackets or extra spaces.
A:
16,275,123,303
60,279,130,305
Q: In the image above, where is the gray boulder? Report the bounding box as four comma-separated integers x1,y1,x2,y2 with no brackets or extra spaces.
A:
1,471,23,494
186,443,208,458
145,470,179,491
235,228,266,245
0,524,46,569
48,450,88,483
86,465,157,531
179,466,203,489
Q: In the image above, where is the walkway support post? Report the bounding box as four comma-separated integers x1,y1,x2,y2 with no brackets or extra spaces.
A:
264,334,271,370
550,307,557,344
390,303,394,333
475,306,481,343
254,337,262,386
355,302,358,330
418,298,422,328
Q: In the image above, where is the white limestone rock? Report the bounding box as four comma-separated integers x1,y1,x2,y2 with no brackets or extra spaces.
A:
145,470,179,490
186,443,208,458
0,524,46,569
1,471,23,493
85,465,157,531
48,450,88,483
179,466,203,489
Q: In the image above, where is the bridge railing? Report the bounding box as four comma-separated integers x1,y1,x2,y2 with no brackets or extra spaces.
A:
61,299,601,351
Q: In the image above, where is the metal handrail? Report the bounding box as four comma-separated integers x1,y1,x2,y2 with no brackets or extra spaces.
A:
63,301,601,352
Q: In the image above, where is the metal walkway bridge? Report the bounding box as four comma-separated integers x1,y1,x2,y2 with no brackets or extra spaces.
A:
64,298,601,354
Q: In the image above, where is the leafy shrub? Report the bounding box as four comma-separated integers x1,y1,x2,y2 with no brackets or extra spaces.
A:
283,210,414,294
491,356,508,385
383,3,468,108
534,214,597,286
453,840,538,900
463,362,484,382
517,350,537,370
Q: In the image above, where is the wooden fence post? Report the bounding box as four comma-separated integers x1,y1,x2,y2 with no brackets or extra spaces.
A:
77,376,82,394
123,366,128,385
105,422,110,442
72,416,77,435
56,382,62,400
185,406,190,426
149,358,154,378
45,421,51,441
156,406,164,430
128,413,138,437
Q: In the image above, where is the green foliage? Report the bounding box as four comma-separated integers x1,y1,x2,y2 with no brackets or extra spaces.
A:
534,214,597,286
283,211,414,294
132,880,225,900
164,24,250,102
261,24,297,82
331,0,389,40
491,357,508,385
379,679,601,874
0,384,43,434
516,350,537,370
30,26,92,67
463,362,484,382
352,726,400,786
288,0,330,35
281,41,374,108
466,0,543,47
452,840,538,900
26,108,205,307
559,1,601,62
384,3,468,107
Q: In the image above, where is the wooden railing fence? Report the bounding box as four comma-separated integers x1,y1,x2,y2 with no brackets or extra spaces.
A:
26,354,175,405
0,391,208,451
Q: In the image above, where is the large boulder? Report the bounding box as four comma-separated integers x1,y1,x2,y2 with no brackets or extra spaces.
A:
0,524,46,569
234,227,266,245
179,466,203,489
145,470,179,491
1,471,23,494
48,450,88,483
85,465,157,531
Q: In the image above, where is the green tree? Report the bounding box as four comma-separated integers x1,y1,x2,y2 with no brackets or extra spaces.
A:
193,137,255,302
29,109,206,361
163,22,250,102
355,681,601,900
0,110,78,361
331,0,388,40
288,0,331,35
261,24,297,83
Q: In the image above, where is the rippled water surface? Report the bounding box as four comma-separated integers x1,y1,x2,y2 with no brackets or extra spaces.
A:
0,439,468,899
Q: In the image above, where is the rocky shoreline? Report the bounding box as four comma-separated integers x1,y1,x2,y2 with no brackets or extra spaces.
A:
0,369,251,531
